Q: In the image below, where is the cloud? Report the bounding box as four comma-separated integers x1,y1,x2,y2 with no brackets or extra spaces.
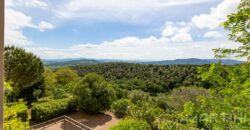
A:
191,0,241,29
54,0,216,24
5,7,55,45
24,0,48,8
38,21,55,32
204,31,223,39
5,9,36,46
6,0,48,8
26,39,239,60
162,22,193,42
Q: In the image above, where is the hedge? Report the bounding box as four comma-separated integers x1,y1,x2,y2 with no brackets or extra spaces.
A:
31,98,74,122
109,119,151,130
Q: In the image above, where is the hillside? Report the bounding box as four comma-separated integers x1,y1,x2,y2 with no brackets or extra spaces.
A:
43,58,242,67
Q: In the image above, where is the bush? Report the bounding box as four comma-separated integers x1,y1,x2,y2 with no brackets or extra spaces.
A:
55,67,78,85
4,118,29,130
6,102,28,122
4,105,29,130
109,119,151,130
37,97,52,103
74,73,116,113
31,98,74,122
167,86,209,111
111,99,132,118
152,94,169,110
128,90,151,104
129,101,163,129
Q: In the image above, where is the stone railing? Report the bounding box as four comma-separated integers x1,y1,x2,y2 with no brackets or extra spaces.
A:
31,115,92,130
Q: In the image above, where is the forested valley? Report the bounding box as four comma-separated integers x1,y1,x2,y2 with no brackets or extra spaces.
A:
3,0,250,130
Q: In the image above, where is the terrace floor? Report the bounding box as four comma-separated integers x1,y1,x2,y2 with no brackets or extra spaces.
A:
32,112,120,130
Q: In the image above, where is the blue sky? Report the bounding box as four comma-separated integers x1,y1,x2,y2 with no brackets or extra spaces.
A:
5,0,241,60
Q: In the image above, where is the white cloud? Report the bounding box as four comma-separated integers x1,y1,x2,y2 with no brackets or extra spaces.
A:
5,9,36,45
38,21,55,32
5,8,55,46
192,0,241,29
55,0,216,24
162,22,193,42
24,0,48,8
6,0,48,8
26,39,239,60
171,33,193,43
204,31,223,39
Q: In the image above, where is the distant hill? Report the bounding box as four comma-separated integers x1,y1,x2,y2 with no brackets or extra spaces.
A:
43,59,101,67
142,58,243,65
43,58,242,67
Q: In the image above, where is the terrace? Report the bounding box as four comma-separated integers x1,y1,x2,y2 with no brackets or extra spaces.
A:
31,112,119,130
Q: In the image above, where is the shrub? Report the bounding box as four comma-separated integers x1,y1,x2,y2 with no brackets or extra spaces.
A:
111,99,132,118
55,67,78,85
6,102,28,122
152,94,169,110
74,73,116,113
129,101,163,129
167,86,209,111
128,90,151,104
4,105,29,130
109,119,151,130
4,118,29,130
37,96,52,103
31,98,74,122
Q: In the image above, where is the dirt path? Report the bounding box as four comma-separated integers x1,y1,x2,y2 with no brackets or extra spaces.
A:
67,111,120,130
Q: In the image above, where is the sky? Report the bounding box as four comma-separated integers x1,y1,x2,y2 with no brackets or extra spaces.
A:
5,0,242,60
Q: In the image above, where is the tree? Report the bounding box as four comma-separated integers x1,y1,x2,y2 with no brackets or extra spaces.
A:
4,46,44,97
128,90,151,104
73,73,116,113
167,87,209,112
55,67,78,85
111,99,132,118
42,68,57,96
33,89,42,101
4,82,13,103
213,0,250,61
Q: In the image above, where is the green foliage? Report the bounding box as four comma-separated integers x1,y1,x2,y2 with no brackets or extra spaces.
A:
72,63,206,92
199,63,250,88
74,73,116,113
55,67,78,85
152,93,169,110
31,98,74,122
109,119,151,130
156,118,199,130
4,104,29,130
4,46,44,92
167,86,209,112
43,68,57,96
128,90,151,104
33,89,42,100
213,0,250,61
111,99,132,118
4,81,13,103
7,103,29,122
181,63,250,129
4,118,29,130
128,101,164,129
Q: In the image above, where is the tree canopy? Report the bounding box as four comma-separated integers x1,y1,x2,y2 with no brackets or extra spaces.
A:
213,0,250,61
4,46,44,97
73,73,116,113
